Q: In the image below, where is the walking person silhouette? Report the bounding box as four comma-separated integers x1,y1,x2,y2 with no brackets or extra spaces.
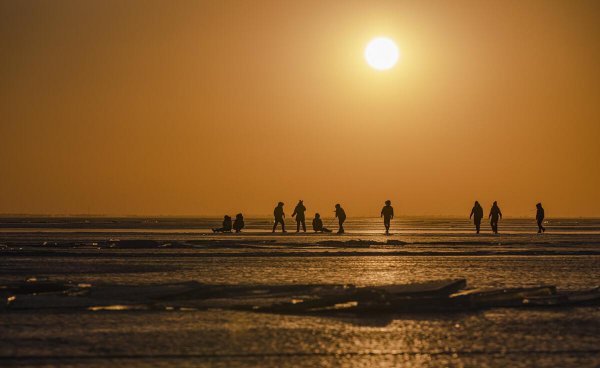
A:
536,203,546,233
380,200,394,235
335,204,346,234
470,201,484,234
292,200,307,232
272,202,286,233
489,201,502,234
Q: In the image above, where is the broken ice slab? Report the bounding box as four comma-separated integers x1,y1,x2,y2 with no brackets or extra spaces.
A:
2,278,599,314
255,279,467,314
450,286,557,308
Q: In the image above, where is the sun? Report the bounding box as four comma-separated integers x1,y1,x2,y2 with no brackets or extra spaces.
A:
365,37,399,71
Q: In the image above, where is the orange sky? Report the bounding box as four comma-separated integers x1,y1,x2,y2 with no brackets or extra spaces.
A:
1,0,599,217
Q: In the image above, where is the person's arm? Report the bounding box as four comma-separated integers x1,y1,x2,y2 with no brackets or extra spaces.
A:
470,208,474,219
292,209,297,217
499,208,503,219
380,208,384,217
391,208,394,219
488,209,492,219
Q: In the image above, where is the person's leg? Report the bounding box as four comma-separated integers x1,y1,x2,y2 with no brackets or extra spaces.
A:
302,220,306,232
281,220,286,232
272,221,277,232
296,221,300,232
538,219,545,233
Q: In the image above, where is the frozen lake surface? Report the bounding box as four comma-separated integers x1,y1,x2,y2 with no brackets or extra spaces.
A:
1,217,599,367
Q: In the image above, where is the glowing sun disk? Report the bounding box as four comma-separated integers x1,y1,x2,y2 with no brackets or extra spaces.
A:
365,37,399,71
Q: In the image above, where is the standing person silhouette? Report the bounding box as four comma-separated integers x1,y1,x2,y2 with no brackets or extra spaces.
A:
536,203,546,233
489,201,502,234
469,201,484,234
291,200,307,232
272,202,286,233
334,204,346,234
380,200,394,235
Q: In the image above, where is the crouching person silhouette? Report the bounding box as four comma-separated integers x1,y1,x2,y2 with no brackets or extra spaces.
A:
213,215,232,233
312,213,332,233
233,213,245,233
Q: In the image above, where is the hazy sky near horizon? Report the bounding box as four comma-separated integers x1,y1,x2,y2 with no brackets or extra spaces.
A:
1,0,600,217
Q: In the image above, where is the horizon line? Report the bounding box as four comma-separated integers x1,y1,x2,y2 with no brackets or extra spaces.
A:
0,213,599,220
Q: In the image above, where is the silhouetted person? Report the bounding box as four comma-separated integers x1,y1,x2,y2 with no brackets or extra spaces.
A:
213,215,232,233
233,213,245,233
335,204,346,234
292,200,307,232
536,203,546,233
380,200,394,235
272,202,286,233
470,201,484,234
489,201,502,234
312,213,332,233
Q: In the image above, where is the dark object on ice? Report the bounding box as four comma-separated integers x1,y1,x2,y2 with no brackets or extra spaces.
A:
335,204,346,234
312,213,332,233
489,201,502,234
213,215,232,233
116,240,161,248
381,200,394,235
233,213,245,233
316,239,406,247
470,201,484,234
272,202,286,233
292,200,307,232
1,279,70,296
536,203,546,233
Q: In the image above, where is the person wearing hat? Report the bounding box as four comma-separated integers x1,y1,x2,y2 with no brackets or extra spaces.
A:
292,200,307,232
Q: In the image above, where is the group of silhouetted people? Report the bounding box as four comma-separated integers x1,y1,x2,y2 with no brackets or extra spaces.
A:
470,201,546,234
213,200,547,235
212,213,245,233
273,201,346,234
